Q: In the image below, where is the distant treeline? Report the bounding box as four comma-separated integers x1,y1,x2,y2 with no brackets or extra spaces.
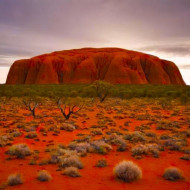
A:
0,84,189,100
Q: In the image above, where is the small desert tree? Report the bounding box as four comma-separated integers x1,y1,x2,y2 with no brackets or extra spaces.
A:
57,97,84,120
0,97,8,110
23,99,39,118
159,98,171,110
92,80,113,102
0,98,3,110
180,94,189,105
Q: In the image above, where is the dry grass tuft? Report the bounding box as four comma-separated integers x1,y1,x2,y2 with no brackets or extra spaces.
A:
7,144,31,158
163,167,184,181
37,170,52,182
113,160,142,182
7,173,23,186
62,167,81,177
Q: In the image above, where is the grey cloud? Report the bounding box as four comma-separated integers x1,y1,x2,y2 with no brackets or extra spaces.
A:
138,43,190,57
0,0,190,66
0,0,190,84
178,64,190,69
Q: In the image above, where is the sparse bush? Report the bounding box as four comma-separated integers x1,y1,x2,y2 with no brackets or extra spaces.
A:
145,132,156,138
159,98,171,110
163,167,184,181
68,142,90,155
131,144,160,158
25,132,37,139
59,155,83,169
106,134,124,145
156,121,171,130
7,173,23,186
147,144,160,158
0,135,12,147
29,159,37,165
105,134,127,152
124,133,133,140
160,134,171,140
131,131,146,143
89,140,112,154
38,159,49,166
60,123,76,131
12,131,22,137
180,94,189,104
7,144,31,158
96,159,107,167
113,160,142,182
180,154,190,161
62,167,81,177
48,148,76,164
117,142,127,152
91,129,103,136
37,170,52,182
164,139,181,151
131,144,148,157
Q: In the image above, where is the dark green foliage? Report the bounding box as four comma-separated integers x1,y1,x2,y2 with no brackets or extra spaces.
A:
180,94,189,104
0,84,189,99
91,80,113,102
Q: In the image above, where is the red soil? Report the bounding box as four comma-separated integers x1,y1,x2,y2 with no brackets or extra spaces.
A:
0,99,189,190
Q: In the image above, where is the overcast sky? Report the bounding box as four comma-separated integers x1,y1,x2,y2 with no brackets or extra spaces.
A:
0,0,190,84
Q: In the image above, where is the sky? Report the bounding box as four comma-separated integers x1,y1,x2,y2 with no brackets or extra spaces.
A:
0,0,190,84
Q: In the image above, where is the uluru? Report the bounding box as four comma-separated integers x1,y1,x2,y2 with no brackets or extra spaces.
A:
6,48,185,85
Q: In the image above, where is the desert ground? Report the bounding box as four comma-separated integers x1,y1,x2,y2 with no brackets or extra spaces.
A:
0,93,190,190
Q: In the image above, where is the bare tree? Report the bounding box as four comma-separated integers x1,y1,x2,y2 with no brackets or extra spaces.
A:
57,98,83,120
23,100,39,118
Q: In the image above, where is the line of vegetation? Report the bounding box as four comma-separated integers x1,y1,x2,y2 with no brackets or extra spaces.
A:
0,82,189,100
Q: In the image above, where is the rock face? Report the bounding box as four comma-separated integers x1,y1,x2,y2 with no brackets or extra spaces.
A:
6,48,185,85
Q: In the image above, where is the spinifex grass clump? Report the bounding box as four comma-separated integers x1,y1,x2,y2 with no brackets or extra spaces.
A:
7,173,23,186
25,131,37,139
60,123,76,132
37,170,52,182
0,135,12,147
68,142,90,156
124,131,146,143
113,160,142,182
131,144,160,158
59,155,84,169
7,143,31,158
62,167,81,177
163,167,184,181
89,140,112,154
105,134,127,152
96,159,107,167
